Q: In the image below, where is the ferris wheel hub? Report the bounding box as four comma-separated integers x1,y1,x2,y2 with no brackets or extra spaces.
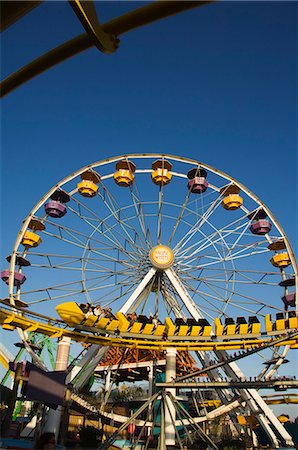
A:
149,245,174,270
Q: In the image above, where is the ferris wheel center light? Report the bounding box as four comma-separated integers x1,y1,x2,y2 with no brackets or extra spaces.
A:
149,245,174,270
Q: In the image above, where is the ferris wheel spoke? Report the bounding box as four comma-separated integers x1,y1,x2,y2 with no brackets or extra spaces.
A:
178,244,271,271
40,223,138,264
42,219,94,248
84,278,139,306
173,191,223,254
176,200,277,262
179,275,232,311
85,279,137,298
66,201,143,260
24,290,88,305
67,194,147,260
186,277,283,313
177,188,221,224
157,184,165,244
68,203,131,251
93,285,138,308
224,218,255,259
24,254,139,273
176,213,251,260
231,269,280,285
41,219,116,253
167,185,193,246
69,185,146,253
222,241,269,261
162,285,187,318
129,184,153,247
178,265,281,279
184,282,271,318
22,270,136,297
97,181,148,252
176,223,233,268
186,242,269,265
83,273,139,293
182,273,277,287
22,272,139,305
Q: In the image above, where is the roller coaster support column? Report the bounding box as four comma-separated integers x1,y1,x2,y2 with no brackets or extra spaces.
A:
147,361,154,438
165,348,176,447
104,369,111,395
148,361,154,397
43,336,71,438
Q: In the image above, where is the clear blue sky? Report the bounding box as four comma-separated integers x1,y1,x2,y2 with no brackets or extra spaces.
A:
1,1,297,417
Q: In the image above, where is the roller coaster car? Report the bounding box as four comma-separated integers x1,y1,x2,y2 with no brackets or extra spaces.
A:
56,301,116,330
275,312,286,331
287,311,298,329
56,302,85,326
265,312,298,334
224,317,236,335
248,316,261,334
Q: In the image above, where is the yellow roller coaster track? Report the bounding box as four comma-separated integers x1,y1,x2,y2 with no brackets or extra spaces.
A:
192,395,298,408
262,394,298,405
1,307,298,351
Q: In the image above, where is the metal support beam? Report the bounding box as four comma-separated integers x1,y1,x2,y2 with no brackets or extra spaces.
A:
165,268,202,318
66,344,99,384
119,267,156,314
1,1,214,97
165,348,176,446
69,1,118,54
70,347,107,391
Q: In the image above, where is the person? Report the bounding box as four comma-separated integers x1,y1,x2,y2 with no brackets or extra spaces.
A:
152,314,160,329
130,312,137,324
85,306,93,319
80,302,91,314
162,330,168,340
104,306,113,318
94,305,106,322
33,432,56,449
93,305,102,316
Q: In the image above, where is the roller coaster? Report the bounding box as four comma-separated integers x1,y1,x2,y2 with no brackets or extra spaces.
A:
1,302,298,352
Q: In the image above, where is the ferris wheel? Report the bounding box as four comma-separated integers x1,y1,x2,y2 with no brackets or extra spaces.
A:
1,153,297,447
2,154,296,326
